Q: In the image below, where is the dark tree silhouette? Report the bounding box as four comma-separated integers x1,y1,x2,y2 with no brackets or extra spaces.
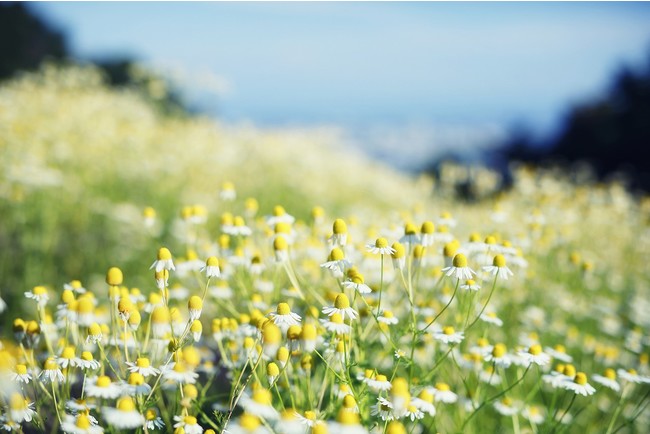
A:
503,53,650,191
0,2,68,80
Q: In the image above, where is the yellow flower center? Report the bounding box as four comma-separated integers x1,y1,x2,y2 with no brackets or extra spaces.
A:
435,382,450,392
157,247,172,261
333,219,348,235
330,313,344,324
529,344,542,355
452,254,468,268
563,364,576,377
493,254,507,267
391,242,405,258
252,388,272,405
33,285,47,296
184,416,197,425
16,364,27,375
604,368,616,380
128,372,145,385
240,413,261,429
136,358,150,368
106,267,124,286
421,221,435,234
443,326,455,335
343,394,357,408
277,302,291,316
334,294,350,309
375,237,389,248
206,256,219,267
76,414,91,429
492,343,507,358
116,397,136,412
96,376,111,387
386,421,407,434
146,409,157,420
404,222,417,235
188,296,203,311
330,247,345,261
574,372,588,385
43,358,57,371
274,236,288,251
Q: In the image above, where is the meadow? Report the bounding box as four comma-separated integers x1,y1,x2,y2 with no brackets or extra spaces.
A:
0,65,648,434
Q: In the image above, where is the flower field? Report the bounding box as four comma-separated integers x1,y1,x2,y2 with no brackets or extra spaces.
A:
0,65,648,433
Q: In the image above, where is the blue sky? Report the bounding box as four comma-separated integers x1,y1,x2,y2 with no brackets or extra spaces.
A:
31,2,650,168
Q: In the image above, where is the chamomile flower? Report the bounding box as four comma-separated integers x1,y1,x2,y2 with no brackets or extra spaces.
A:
617,368,650,384
410,389,436,416
480,312,503,327
84,376,122,399
592,368,620,391
342,272,372,295
460,279,481,291
420,221,436,247
150,247,175,273
399,222,419,246
126,357,160,377
366,237,395,255
367,374,392,393
40,357,65,384
493,397,519,416
145,408,165,430
545,344,573,363
269,302,301,327
24,285,49,307
563,372,596,396
224,412,271,434
60,413,103,434
484,343,512,368
371,397,395,421
102,397,145,429
442,254,476,281
482,254,514,279
320,248,352,277
161,361,198,385
173,415,203,434
391,242,406,271
322,294,358,321
7,393,35,423
75,351,101,371
378,310,399,325
430,383,458,403
188,296,203,321
479,366,502,385
321,313,352,335
517,344,551,367
328,219,348,247
10,364,31,384
200,256,221,278
433,326,464,345
521,405,545,425
238,387,279,420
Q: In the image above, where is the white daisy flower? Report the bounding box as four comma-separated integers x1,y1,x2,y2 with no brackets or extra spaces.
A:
322,294,358,321
320,313,352,335
161,362,198,385
367,374,392,393
370,397,396,421
521,405,545,425
410,390,436,416
10,364,32,384
617,368,650,384
102,397,145,429
399,222,420,246
40,357,65,384
482,254,514,280
480,312,503,327
125,357,160,377
430,383,458,403
591,369,620,392
545,345,573,363
342,278,372,295
200,256,221,278
84,376,123,399
562,372,596,396
173,415,203,434
493,397,520,416
328,219,348,247
485,344,513,369
432,326,464,345
60,413,104,434
442,254,476,281
145,408,165,430
24,285,49,307
7,393,36,424
269,303,301,327
378,310,399,325
460,279,481,291
479,367,502,385
366,237,396,255
517,344,551,367
238,388,279,420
